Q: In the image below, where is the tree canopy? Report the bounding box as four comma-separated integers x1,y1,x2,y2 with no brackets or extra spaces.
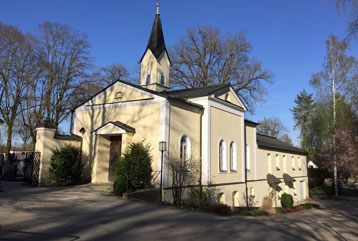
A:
170,25,274,112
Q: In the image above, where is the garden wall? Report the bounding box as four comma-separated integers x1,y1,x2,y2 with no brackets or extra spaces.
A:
35,127,81,186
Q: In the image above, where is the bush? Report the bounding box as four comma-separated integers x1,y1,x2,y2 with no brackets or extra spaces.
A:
206,203,232,216
113,175,127,195
114,142,152,194
280,193,294,208
49,145,81,186
189,187,217,208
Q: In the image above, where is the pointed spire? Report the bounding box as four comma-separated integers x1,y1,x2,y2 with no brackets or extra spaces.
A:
139,2,171,63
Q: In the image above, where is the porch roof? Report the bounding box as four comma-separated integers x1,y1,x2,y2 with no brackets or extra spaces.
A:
92,121,135,135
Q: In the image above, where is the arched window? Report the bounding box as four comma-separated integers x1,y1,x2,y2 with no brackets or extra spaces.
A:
217,193,225,204
230,141,237,171
233,191,240,207
159,72,165,85
219,139,227,172
145,73,151,85
180,135,191,162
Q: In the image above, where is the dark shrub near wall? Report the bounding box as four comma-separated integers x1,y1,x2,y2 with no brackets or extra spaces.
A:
281,193,294,208
49,145,81,186
114,142,152,195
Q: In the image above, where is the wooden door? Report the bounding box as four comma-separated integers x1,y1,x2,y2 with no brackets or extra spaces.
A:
109,136,122,182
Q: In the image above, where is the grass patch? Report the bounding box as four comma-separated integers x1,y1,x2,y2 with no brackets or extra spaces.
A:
299,203,320,210
310,186,327,196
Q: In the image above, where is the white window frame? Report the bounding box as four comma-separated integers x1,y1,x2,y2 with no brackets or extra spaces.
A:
229,141,237,171
179,134,191,162
246,144,250,171
219,139,227,172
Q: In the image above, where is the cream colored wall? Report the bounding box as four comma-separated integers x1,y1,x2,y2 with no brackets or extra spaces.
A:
168,105,201,185
245,125,256,180
141,50,170,89
75,103,161,183
217,91,244,108
91,85,150,105
35,128,80,186
210,106,243,184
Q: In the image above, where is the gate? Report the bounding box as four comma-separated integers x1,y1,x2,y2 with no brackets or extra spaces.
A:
23,152,41,186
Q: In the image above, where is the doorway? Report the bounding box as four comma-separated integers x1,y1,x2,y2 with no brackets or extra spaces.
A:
109,135,122,182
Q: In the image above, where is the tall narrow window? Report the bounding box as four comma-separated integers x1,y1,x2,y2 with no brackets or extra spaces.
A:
268,153,272,174
180,135,191,162
292,156,295,170
145,73,151,85
298,157,302,170
219,139,227,172
159,72,165,85
283,155,287,172
276,154,280,170
246,144,250,170
230,141,237,171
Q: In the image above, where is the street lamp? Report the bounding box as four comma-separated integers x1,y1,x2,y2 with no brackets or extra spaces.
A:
159,141,167,205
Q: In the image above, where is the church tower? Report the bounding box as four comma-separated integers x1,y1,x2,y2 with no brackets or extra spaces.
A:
139,3,171,92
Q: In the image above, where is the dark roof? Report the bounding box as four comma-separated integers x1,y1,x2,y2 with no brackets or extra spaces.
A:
245,119,259,127
35,121,56,129
54,133,82,141
0,118,4,124
139,13,170,63
257,134,307,155
166,84,231,99
92,121,135,134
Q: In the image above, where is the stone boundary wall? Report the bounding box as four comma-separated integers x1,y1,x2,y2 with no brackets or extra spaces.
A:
35,127,81,186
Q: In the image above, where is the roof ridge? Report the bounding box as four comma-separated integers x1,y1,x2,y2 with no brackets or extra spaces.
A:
167,83,230,93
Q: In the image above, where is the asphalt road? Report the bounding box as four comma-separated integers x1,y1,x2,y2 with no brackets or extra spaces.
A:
0,182,357,241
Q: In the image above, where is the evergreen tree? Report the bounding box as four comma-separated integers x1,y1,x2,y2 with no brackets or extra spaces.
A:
291,90,315,150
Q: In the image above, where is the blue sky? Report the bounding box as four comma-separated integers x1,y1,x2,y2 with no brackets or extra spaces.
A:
1,0,356,146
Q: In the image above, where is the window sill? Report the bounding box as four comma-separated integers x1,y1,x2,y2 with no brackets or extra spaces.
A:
230,170,237,173
219,171,227,173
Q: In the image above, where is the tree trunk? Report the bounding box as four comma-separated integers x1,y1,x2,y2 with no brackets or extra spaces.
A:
332,77,338,197
5,122,13,161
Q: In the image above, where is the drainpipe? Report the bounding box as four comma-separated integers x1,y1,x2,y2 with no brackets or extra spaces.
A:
199,109,204,199
244,122,249,208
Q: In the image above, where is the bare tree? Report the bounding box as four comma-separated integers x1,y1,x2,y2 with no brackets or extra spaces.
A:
0,23,35,158
310,35,357,197
170,25,274,112
257,117,291,143
333,0,358,40
34,22,92,128
70,63,130,105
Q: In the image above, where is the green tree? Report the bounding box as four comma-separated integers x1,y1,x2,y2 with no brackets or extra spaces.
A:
114,142,152,195
291,89,315,150
310,35,357,196
170,25,274,113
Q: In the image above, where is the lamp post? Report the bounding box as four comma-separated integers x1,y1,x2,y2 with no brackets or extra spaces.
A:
159,141,166,205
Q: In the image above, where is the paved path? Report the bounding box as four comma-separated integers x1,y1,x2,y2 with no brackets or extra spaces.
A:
0,182,357,241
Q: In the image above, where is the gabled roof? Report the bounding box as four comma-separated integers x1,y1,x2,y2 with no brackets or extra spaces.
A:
257,134,307,155
166,84,231,99
92,121,135,135
139,13,171,64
